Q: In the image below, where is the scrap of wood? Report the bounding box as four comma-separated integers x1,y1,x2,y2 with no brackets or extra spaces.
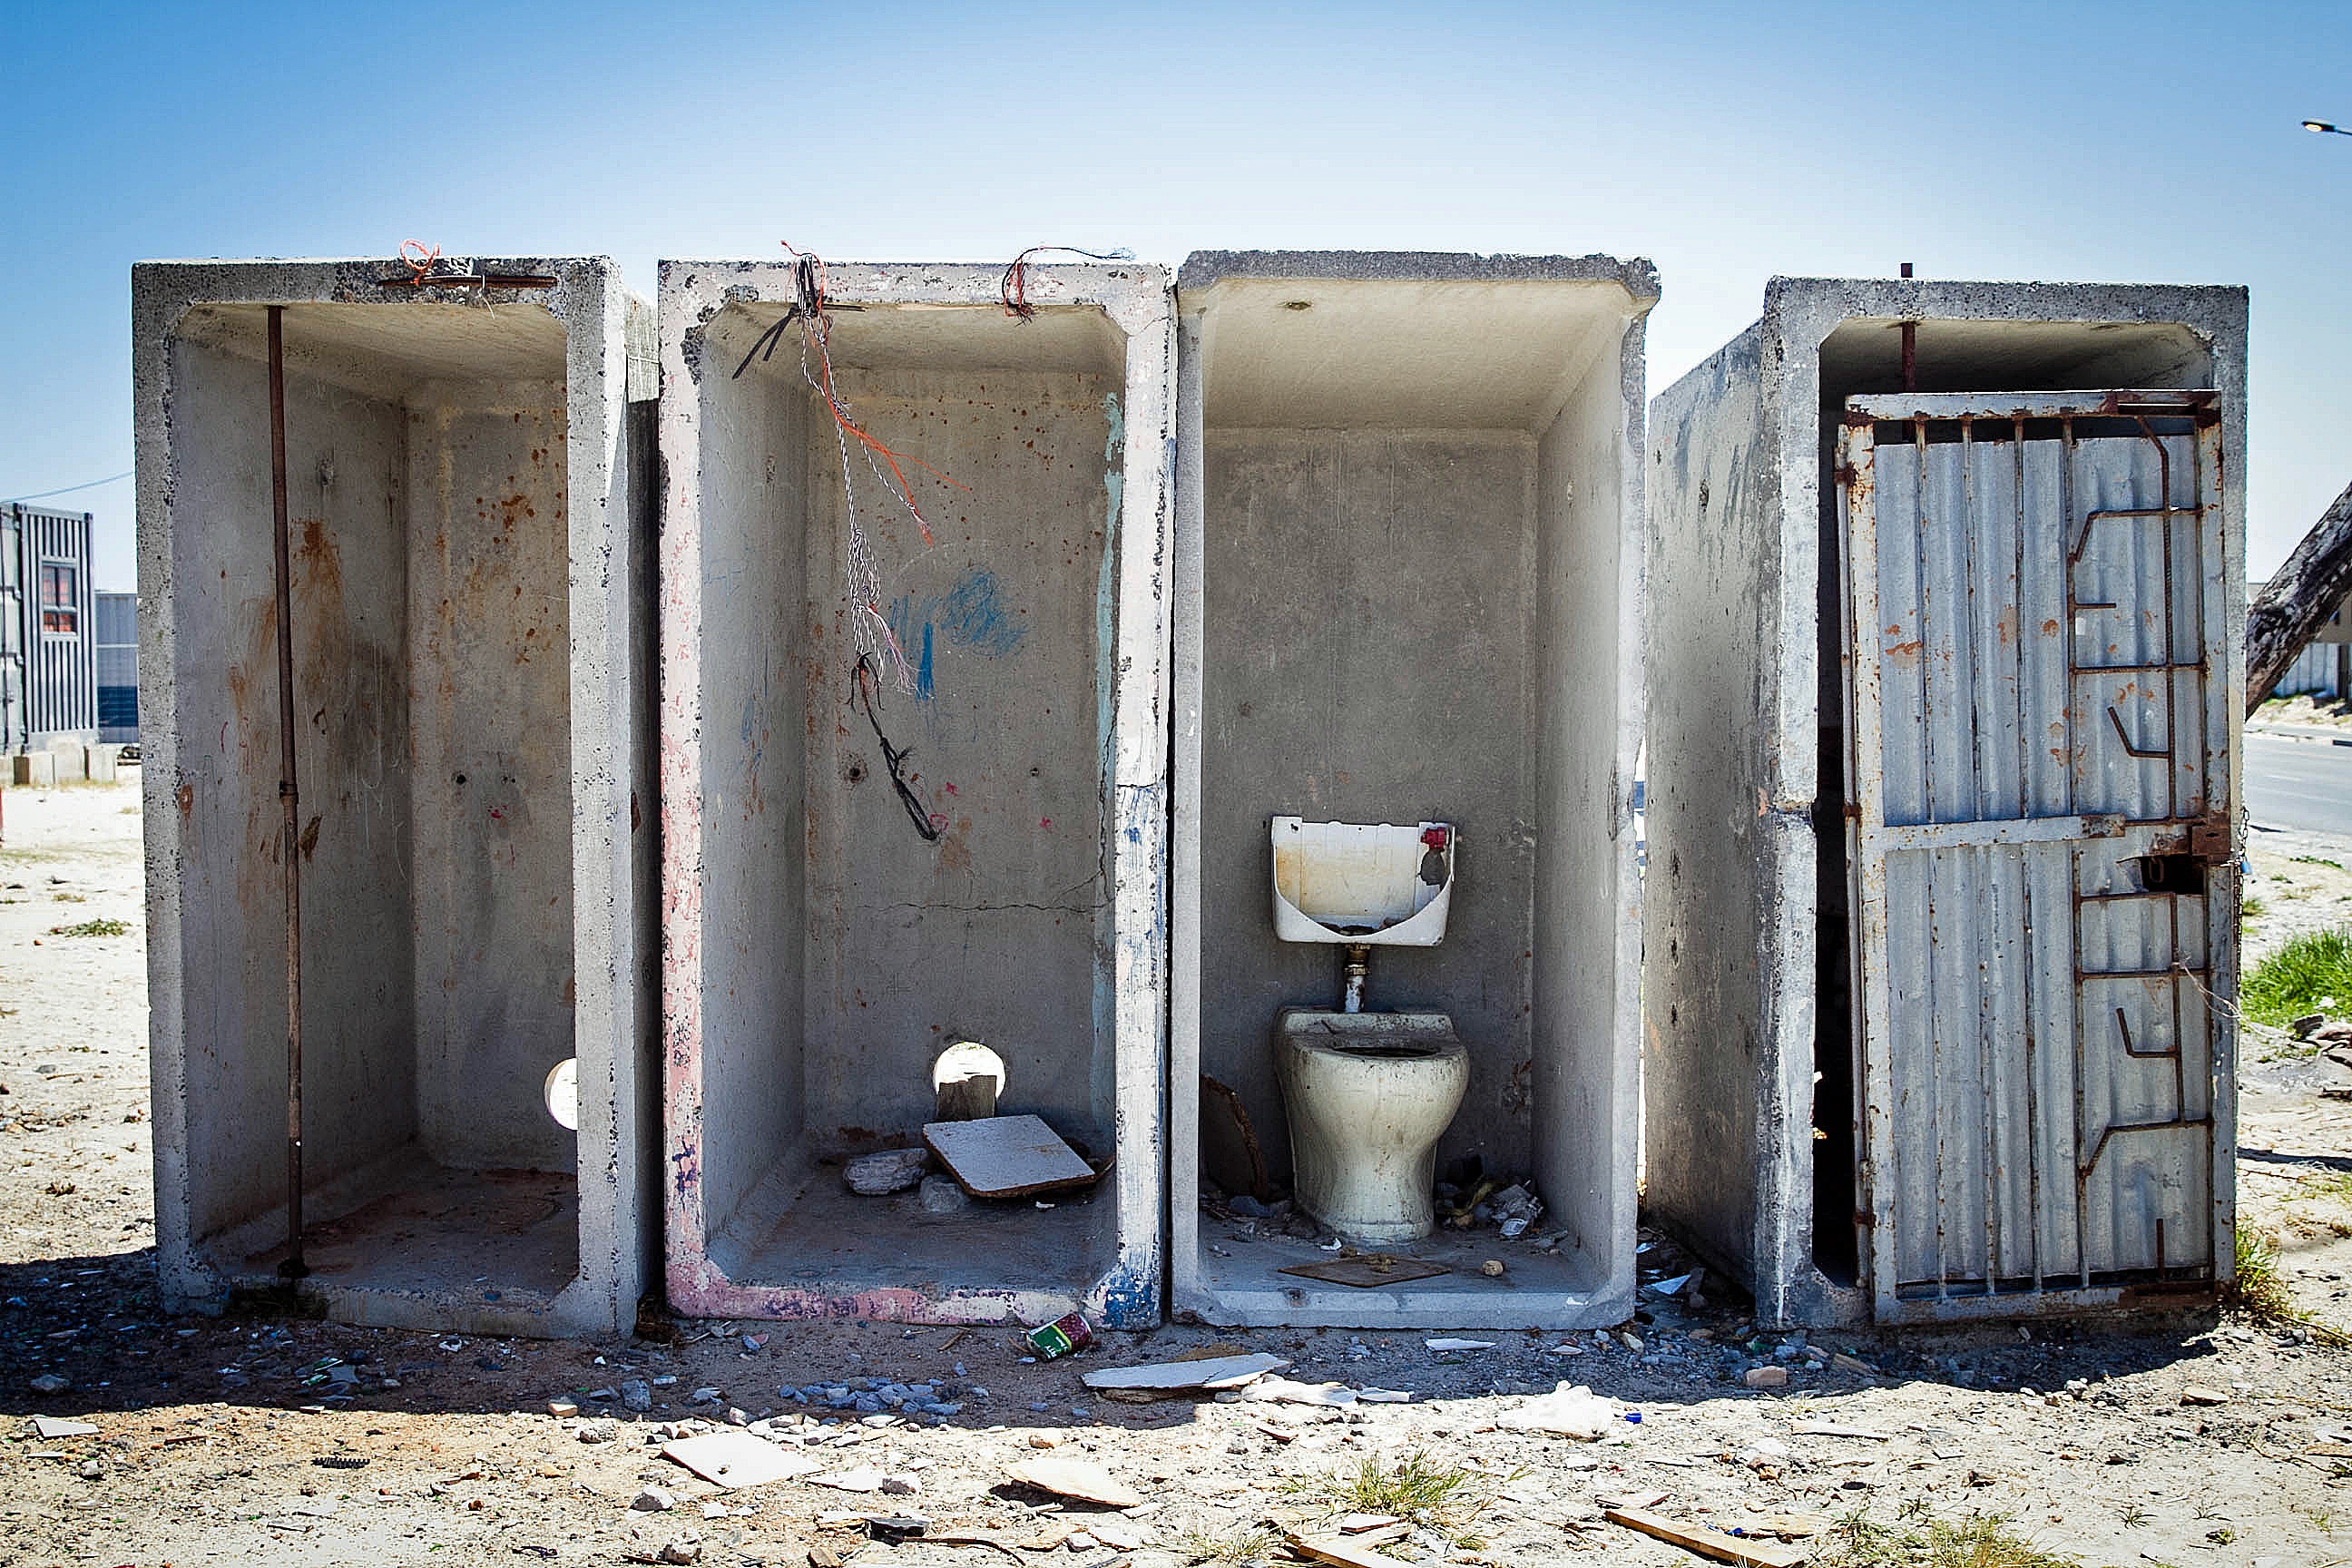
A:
1604,1506,1809,1568
1002,1455,1145,1509
926,1533,1026,1561
1792,1423,1893,1441
1280,1254,1450,1289
1284,1528,1406,1568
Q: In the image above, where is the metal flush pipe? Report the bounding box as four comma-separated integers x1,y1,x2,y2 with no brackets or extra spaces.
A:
267,306,308,1285
1341,944,1370,1014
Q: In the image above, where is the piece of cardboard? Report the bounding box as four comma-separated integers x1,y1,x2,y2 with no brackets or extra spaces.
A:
661,1429,822,1489
1279,1254,1450,1289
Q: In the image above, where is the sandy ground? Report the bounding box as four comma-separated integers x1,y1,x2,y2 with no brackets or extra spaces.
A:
2257,695,2352,731
1,777,2349,1568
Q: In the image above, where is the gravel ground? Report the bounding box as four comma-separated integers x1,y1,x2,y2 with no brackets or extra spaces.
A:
1,777,2348,1568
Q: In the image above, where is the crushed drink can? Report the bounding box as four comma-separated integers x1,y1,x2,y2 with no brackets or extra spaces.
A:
1025,1310,1093,1360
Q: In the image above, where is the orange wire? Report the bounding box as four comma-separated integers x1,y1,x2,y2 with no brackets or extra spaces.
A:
781,240,966,546
398,240,440,285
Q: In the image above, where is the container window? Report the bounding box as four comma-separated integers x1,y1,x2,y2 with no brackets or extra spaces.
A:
39,562,78,634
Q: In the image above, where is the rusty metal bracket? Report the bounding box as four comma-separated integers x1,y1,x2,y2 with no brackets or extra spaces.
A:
2188,811,2233,866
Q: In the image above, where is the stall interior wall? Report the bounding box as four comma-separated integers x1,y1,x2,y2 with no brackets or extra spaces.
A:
164,303,576,1250
1807,317,2220,1285
1197,306,1632,1273
691,305,1125,1260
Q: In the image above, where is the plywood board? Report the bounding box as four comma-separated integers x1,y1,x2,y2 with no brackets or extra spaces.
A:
924,1115,1097,1198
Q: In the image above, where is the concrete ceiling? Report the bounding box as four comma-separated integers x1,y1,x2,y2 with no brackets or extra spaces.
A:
1192,278,1633,431
714,300,1127,382
173,301,566,400
1818,317,2213,398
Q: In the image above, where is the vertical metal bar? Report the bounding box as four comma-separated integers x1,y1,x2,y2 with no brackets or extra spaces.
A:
1899,261,1917,393
268,305,308,1284
2015,420,2043,1293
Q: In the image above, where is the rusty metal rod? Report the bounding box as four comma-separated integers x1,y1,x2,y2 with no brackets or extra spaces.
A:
268,305,309,1283
1899,261,1917,393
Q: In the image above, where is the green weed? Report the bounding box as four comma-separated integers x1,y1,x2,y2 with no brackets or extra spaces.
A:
2240,927,2352,1026
48,917,130,938
1817,1507,2080,1568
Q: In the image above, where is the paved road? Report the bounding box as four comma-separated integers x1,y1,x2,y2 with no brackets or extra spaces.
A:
2246,729,2352,835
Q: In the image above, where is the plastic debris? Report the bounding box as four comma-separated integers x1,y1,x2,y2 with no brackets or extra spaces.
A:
1497,1382,1622,1440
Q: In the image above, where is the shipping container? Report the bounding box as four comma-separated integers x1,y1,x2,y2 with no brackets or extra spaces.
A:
2,504,99,753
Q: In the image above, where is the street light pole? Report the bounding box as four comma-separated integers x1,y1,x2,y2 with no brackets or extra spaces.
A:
2305,119,2352,137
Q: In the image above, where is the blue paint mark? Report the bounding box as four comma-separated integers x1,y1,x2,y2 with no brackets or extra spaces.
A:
886,566,1027,700
1092,1257,1159,1329
936,566,1025,656
1102,391,1125,462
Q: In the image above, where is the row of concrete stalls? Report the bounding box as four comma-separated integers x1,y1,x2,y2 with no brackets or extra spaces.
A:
134,260,662,1337
1644,279,2249,1328
136,257,2248,1339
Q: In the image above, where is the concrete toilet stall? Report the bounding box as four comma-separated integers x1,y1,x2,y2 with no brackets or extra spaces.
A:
1645,278,2248,1327
658,259,1174,1327
1170,251,1656,1328
135,258,661,1337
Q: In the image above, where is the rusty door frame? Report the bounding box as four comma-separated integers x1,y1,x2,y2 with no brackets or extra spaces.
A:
1839,389,2235,1323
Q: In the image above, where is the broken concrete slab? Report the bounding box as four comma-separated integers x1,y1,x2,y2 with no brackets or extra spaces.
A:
661,1429,822,1489
1080,1352,1289,1393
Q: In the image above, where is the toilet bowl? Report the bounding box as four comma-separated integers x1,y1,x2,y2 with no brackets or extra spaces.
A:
1275,1008,1469,1245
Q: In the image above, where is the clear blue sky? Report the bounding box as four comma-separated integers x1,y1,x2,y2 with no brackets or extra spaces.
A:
4,0,2345,588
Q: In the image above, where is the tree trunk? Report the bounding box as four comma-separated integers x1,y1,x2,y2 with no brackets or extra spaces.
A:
2246,479,2352,715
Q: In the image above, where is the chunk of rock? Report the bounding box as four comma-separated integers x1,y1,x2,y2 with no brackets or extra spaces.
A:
622,1379,653,1413
2180,1385,2230,1406
919,1176,970,1214
1743,1365,1790,1389
577,1419,620,1444
29,1374,69,1396
845,1149,930,1195
633,1486,677,1512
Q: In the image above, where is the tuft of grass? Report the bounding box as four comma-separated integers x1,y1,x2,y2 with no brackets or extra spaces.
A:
2228,1225,2293,1317
2292,855,2346,870
1176,1523,1279,1563
2241,893,2269,922
2240,927,2352,1026
1289,1450,1508,1550
1818,1507,2080,1568
48,916,130,938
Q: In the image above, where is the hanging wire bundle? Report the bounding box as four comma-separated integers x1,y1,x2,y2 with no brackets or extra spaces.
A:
731,243,965,694
999,244,1136,320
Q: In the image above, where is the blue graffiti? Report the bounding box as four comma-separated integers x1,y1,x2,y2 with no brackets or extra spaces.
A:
887,565,1027,701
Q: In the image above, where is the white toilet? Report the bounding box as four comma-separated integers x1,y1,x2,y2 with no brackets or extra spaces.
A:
1268,818,1469,1245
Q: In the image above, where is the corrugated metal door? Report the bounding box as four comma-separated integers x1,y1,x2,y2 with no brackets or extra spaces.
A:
1839,390,2235,1323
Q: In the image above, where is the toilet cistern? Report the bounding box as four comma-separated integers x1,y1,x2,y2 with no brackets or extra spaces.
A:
1270,816,1455,1011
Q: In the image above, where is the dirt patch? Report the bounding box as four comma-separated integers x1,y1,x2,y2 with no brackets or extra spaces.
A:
0,780,2347,1567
